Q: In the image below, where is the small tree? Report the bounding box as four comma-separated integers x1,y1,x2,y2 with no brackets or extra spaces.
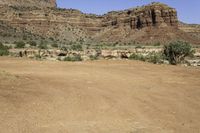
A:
164,41,194,65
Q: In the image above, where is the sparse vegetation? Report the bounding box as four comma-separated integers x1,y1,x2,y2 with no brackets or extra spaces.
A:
29,41,37,47
63,55,82,62
60,46,68,51
135,45,145,49
14,41,26,48
146,52,163,64
89,55,98,60
51,43,58,48
129,52,163,64
38,40,48,49
0,42,9,56
164,41,194,65
35,54,42,60
70,44,83,51
128,53,146,61
154,42,161,46
23,35,27,40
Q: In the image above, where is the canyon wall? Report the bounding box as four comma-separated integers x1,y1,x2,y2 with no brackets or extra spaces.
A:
0,1,199,44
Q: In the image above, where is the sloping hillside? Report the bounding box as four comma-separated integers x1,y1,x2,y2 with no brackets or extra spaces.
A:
179,22,200,40
0,2,199,45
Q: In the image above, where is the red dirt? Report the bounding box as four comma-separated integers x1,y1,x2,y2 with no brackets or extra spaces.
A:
0,57,200,133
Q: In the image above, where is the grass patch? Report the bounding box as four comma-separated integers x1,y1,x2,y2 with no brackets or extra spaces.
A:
129,52,164,64
63,55,82,62
89,55,98,60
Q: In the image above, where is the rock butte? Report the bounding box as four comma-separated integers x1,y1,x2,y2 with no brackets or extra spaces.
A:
0,0,199,44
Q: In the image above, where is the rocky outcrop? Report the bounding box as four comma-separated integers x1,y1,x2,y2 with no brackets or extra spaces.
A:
102,2,178,29
0,0,56,8
9,48,200,66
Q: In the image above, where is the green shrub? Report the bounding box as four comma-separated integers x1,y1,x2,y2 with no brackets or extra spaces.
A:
35,54,41,59
0,43,9,56
89,55,98,60
38,41,48,49
71,44,83,51
15,41,25,48
49,37,54,41
128,53,146,61
147,53,163,64
29,41,37,47
63,55,82,62
154,42,161,46
164,41,194,65
23,35,27,40
135,45,145,49
51,43,58,48
128,52,163,64
60,46,68,51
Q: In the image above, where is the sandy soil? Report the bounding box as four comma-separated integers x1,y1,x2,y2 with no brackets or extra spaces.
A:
0,57,200,133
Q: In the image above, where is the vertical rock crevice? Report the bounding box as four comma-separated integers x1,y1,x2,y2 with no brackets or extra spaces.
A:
151,9,156,26
136,17,142,29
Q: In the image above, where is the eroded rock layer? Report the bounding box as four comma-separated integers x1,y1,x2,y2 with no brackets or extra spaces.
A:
0,1,199,44
179,22,200,40
102,2,178,29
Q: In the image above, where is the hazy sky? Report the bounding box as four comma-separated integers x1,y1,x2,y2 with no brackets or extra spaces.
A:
57,0,200,24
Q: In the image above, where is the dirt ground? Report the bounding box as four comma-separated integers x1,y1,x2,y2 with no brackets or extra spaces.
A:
0,57,200,133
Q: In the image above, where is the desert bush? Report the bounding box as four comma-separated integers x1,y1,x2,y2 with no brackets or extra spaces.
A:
14,41,25,48
154,42,161,46
164,41,194,65
29,41,37,47
51,43,58,48
135,45,145,49
49,37,54,41
78,38,84,44
147,53,163,64
23,35,27,40
128,53,146,61
0,43,9,56
63,55,82,62
128,52,163,64
38,41,48,49
60,46,68,51
89,55,98,60
70,44,83,51
35,54,41,60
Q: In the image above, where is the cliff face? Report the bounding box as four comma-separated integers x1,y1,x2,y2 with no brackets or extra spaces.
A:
0,0,56,8
102,2,178,29
0,1,199,44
